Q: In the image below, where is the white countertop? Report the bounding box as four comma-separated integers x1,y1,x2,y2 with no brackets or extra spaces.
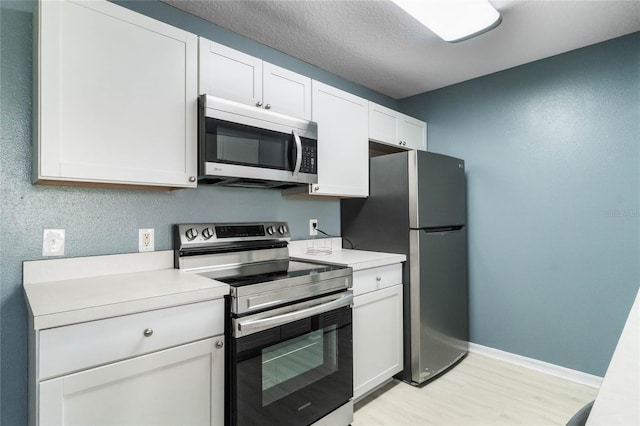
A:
289,238,406,271
23,251,229,330
24,243,404,330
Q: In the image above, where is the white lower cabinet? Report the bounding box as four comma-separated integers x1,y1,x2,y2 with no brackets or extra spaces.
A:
352,264,403,400
31,300,225,426
39,338,223,426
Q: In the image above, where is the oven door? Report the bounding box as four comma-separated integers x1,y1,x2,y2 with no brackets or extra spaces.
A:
229,292,353,426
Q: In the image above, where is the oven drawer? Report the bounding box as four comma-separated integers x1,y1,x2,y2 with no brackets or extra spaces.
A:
38,299,224,380
352,264,402,296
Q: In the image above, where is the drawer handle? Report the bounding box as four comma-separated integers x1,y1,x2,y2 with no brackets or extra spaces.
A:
143,328,154,337
376,276,382,281
216,340,224,349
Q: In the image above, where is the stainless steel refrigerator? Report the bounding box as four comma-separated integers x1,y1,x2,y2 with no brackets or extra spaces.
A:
341,150,468,385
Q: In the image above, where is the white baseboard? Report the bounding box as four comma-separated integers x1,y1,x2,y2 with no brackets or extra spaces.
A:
469,343,603,389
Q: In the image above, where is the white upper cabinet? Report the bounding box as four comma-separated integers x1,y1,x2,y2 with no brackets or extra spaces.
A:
199,38,312,120
284,80,368,198
34,0,198,188
369,102,427,151
262,62,312,120
399,114,427,151
198,38,262,108
368,103,399,145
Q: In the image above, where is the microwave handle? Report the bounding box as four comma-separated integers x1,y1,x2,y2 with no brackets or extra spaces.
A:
291,130,302,175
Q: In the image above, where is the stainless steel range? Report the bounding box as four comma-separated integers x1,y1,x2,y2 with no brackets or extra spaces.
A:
174,222,354,426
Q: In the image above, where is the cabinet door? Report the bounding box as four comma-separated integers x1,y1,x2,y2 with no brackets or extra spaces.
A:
369,102,428,151
35,0,198,188
39,338,224,426
368,102,400,146
309,81,368,197
353,284,403,400
263,62,312,120
400,114,427,151
199,37,263,107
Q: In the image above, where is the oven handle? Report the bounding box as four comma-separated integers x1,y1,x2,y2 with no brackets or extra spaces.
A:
237,292,353,335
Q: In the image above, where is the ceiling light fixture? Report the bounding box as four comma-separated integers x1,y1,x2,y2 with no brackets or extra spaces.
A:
391,0,502,43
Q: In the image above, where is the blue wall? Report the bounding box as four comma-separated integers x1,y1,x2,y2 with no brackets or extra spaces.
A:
400,32,640,377
0,1,396,424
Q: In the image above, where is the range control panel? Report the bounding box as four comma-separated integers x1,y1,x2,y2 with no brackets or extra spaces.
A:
174,221,290,250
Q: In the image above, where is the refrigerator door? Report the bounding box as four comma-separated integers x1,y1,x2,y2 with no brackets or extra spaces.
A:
409,151,466,228
410,227,468,384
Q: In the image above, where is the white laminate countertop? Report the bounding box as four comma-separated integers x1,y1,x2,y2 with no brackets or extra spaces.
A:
289,238,406,271
23,250,229,330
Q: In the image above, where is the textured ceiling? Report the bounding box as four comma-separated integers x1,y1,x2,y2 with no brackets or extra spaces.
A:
162,0,640,99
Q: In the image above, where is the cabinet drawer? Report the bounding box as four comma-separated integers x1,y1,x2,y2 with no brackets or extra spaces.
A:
39,299,223,380
352,264,402,296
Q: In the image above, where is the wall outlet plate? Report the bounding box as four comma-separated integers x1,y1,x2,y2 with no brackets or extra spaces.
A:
138,228,154,252
309,219,318,236
43,229,65,256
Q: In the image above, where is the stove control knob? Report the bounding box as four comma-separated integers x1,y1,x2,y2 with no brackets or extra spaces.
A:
278,225,287,234
185,228,198,240
266,226,275,235
202,227,214,239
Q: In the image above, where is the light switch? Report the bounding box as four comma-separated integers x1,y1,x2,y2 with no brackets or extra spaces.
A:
43,229,65,256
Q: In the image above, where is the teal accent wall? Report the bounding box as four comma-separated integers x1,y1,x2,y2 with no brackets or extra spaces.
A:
399,32,640,377
0,1,395,424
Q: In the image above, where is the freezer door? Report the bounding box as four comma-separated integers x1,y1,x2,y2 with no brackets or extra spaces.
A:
410,227,468,384
411,151,466,228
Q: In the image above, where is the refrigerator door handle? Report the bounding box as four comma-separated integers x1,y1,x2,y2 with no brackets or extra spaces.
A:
410,225,465,233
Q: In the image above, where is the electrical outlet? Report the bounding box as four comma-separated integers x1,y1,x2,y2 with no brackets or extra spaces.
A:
138,228,154,252
309,219,318,236
43,229,65,256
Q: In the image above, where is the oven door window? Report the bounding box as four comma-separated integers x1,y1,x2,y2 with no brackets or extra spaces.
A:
205,118,294,171
232,307,352,426
262,325,338,406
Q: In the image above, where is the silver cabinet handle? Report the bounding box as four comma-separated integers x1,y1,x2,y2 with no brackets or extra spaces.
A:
256,101,263,107
376,276,382,281
189,176,196,182
265,104,271,109
215,340,224,349
143,328,153,337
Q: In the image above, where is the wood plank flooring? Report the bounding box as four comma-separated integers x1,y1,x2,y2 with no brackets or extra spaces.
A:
353,353,599,425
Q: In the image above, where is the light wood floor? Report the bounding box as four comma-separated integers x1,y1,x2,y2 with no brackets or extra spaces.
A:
353,353,599,425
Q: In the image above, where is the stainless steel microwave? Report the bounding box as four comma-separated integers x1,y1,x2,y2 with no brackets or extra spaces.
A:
198,95,318,188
